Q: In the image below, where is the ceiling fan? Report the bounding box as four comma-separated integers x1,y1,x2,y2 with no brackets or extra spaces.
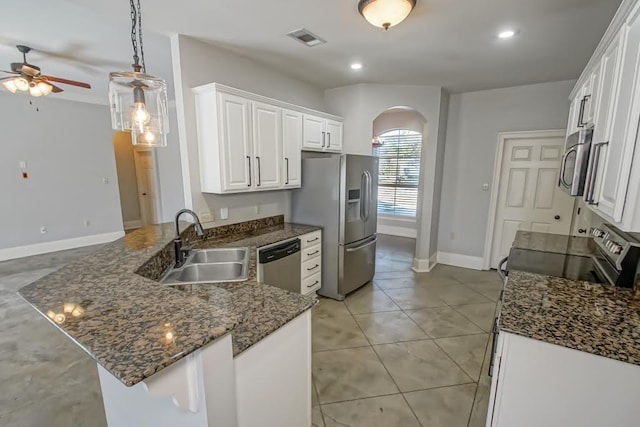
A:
1,45,91,97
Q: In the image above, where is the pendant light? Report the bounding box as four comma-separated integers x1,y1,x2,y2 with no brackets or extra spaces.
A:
358,0,417,30
108,0,169,147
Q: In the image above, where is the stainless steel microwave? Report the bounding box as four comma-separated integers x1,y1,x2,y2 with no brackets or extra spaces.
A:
559,128,593,196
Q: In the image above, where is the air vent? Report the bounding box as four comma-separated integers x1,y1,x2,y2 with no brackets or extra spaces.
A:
286,28,326,47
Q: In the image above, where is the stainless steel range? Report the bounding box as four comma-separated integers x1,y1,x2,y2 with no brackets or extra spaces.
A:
504,224,640,288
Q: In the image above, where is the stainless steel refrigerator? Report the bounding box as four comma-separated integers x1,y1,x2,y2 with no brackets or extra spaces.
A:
291,154,378,300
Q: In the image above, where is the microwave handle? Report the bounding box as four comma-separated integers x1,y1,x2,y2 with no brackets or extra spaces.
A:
558,147,577,188
585,141,608,204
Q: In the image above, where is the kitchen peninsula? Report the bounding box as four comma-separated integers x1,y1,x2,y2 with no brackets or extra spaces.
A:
18,215,319,427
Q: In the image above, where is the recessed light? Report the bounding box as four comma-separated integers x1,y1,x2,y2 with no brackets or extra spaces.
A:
498,30,516,39
351,62,363,70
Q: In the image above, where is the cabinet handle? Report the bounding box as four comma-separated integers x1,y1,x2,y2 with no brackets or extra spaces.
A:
285,157,289,185
307,264,319,271
307,250,320,256
246,156,252,187
585,141,608,205
577,95,590,128
306,237,319,243
327,132,331,148
256,156,261,187
558,147,577,188
321,131,326,147
307,280,319,288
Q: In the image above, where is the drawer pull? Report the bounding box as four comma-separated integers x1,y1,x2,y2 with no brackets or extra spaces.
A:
307,280,319,288
307,250,320,256
306,237,319,243
307,264,319,271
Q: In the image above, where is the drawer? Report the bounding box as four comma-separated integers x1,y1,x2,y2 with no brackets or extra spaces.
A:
302,272,321,294
301,244,321,262
301,231,321,249
302,257,321,278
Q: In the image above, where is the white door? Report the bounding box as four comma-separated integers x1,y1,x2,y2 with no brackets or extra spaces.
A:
302,114,325,150
252,102,282,189
133,149,160,226
218,92,253,192
489,132,575,268
282,109,302,188
325,119,343,152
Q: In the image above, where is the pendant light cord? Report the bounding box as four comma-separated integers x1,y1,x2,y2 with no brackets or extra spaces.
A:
129,0,146,73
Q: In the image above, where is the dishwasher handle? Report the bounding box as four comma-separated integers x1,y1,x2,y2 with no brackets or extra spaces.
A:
497,256,509,281
259,239,301,264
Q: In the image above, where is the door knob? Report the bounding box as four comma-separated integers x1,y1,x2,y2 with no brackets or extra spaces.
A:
142,192,147,196
578,228,587,234
554,215,560,220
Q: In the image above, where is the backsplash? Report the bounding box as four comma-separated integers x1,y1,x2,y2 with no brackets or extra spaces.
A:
135,215,285,280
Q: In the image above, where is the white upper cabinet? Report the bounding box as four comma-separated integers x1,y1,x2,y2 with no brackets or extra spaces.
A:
574,0,640,231
252,102,282,190
302,114,344,153
282,110,302,188
193,83,342,194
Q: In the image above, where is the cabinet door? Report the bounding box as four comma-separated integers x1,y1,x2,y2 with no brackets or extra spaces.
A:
282,110,302,188
302,114,325,151
218,92,253,192
583,67,601,126
325,120,343,152
591,11,640,222
567,96,582,136
252,102,282,190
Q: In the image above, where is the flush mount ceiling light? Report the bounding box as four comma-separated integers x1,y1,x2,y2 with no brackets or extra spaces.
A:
358,0,417,31
109,0,169,147
498,29,516,39
351,62,363,70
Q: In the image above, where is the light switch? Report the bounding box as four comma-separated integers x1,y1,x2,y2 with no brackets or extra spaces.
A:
19,161,27,169
220,207,229,220
102,177,110,184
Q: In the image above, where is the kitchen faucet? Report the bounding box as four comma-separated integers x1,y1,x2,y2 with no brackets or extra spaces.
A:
174,209,205,268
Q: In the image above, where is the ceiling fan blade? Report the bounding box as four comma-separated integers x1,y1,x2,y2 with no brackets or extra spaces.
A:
42,75,91,89
49,83,63,93
1,70,19,75
0,76,16,82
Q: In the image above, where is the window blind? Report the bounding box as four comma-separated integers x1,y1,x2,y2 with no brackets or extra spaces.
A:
373,129,422,217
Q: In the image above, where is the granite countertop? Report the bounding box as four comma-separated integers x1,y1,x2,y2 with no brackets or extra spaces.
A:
500,270,640,365
18,216,319,386
512,231,596,257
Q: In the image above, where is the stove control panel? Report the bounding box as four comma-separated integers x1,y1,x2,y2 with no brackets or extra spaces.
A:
591,225,639,269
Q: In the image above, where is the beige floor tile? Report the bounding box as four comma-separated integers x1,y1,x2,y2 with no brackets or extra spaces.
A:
453,302,497,332
373,340,473,392
466,282,503,301
312,406,325,427
312,315,369,352
353,311,427,344
435,334,489,381
469,382,491,427
322,395,420,427
404,383,477,427
374,270,416,280
433,284,492,305
376,260,413,273
313,297,351,318
313,347,398,403
406,307,484,338
313,382,320,407
373,277,418,290
384,287,448,309
344,288,400,314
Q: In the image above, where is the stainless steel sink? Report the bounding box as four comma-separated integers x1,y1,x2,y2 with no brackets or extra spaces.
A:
189,248,247,264
159,247,249,285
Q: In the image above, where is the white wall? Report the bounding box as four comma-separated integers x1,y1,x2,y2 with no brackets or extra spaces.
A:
0,93,124,254
155,105,186,223
439,80,575,260
171,35,326,225
324,84,446,270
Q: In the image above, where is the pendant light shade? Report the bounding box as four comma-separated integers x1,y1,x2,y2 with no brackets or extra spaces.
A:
358,0,416,30
108,0,169,147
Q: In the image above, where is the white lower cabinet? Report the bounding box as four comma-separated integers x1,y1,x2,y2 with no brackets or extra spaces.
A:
300,231,322,294
487,332,640,427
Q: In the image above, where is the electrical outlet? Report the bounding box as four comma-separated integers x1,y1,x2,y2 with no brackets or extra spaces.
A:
482,183,490,191
220,207,229,220
255,204,261,214
84,219,91,227
102,177,109,184
40,226,47,234
200,211,213,222
19,161,27,169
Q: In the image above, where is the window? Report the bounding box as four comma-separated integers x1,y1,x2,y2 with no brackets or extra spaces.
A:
373,129,422,217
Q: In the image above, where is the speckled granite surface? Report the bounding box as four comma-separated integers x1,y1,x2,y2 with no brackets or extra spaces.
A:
512,231,596,257
18,216,319,386
500,270,640,365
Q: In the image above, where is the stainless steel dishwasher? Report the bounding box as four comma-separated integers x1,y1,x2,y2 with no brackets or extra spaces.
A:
257,238,302,293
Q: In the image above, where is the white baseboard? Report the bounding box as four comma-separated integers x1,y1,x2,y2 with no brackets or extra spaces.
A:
412,253,438,273
0,231,125,262
124,220,143,230
377,224,417,239
437,251,485,270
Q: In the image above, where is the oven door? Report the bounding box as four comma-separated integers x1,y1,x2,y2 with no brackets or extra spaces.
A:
559,129,592,196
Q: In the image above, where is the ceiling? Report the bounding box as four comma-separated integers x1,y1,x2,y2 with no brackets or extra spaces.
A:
0,0,623,103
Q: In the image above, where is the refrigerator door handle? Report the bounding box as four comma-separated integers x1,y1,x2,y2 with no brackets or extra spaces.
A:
360,172,367,220
365,170,372,221
345,236,378,252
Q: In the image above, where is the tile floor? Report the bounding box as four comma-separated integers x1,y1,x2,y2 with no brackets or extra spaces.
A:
0,234,501,427
311,234,502,427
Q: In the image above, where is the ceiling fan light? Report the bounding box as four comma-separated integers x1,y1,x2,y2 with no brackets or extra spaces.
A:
2,79,18,93
358,0,416,30
29,84,44,97
14,77,29,91
37,81,53,96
